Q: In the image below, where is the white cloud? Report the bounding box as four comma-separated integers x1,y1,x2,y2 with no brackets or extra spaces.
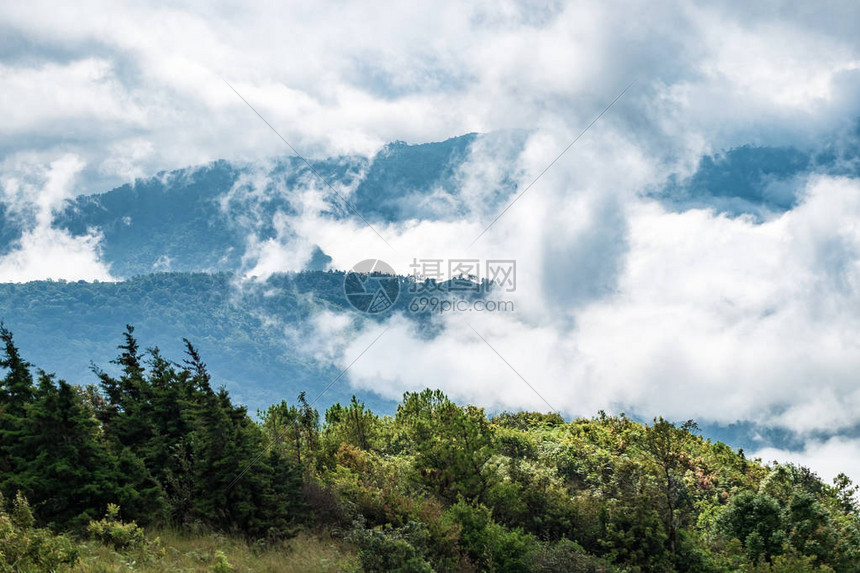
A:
0,225,113,283
241,211,319,278
314,176,860,442
4,0,860,482
1,0,858,190
754,437,860,485
0,154,114,282
0,58,146,134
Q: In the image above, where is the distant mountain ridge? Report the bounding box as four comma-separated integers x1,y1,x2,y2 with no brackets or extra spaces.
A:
0,270,493,413
51,134,478,278
3,130,858,279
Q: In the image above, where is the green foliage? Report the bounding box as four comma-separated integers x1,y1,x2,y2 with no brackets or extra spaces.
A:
0,323,34,415
747,547,836,572
717,490,786,563
87,503,150,551
643,417,699,557
211,549,235,573
260,392,321,467
0,325,308,538
0,492,79,572
10,491,34,529
349,518,435,573
833,473,859,514
446,500,537,572
526,538,618,573
1,324,860,572
396,389,498,503
20,372,126,529
324,395,382,453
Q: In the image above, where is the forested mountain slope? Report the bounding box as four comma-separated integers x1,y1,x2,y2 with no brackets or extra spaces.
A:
0,271,488,413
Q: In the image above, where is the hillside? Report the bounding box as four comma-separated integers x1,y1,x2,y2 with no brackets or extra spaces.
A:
0,271,491,413
0,328,858,572
3,132,859,440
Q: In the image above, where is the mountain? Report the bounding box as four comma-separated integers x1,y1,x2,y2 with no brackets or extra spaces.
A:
0,270,492,414
2,130,860,431
5,131,857,280
40,134,479,279
653,124,860,218
0,272,357,411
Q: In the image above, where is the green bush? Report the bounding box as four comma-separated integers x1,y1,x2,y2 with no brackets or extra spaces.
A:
748,547,836,572
716,491,786,563
87,503,151,551
0,492,80,572
348,518,435,573
211,549,235,573
445,500,536,573
527,538,618,572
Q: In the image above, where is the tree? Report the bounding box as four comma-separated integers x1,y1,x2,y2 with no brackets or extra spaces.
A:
190,386,291,536
396,389,497,503
0,324,34,495
324,395,379,451
0,323,34,416
93,325,155,454
445,500,536,572
833,473,858,515
718,491,786,563
19,373,124,528
259,393,319,468
644,417,697,557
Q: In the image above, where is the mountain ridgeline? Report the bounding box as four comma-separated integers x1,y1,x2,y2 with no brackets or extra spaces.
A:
44,134,476,278
4,131,857,279
0,271,493,414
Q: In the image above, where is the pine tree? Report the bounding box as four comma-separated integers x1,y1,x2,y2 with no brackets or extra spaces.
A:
259,393,320,468
324,395,378,451
93,325,155,453
0,323,34,415
187,359,307,537
0,324,35,501
19,372,122,528
191,387,277,535
92,326,165,525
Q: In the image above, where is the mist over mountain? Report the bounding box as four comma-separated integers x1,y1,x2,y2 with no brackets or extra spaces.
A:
3,130,860,454
6,3,860,568
7,128,857,281
655,132,860,218
7,134,479,278
4,128,859,280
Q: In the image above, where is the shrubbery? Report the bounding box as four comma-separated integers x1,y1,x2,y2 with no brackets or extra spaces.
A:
1,326,859,572
87,504,151,551
0,492,79,572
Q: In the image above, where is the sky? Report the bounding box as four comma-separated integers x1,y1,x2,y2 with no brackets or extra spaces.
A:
2,0,860,482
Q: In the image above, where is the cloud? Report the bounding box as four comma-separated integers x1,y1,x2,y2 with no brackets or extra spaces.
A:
754,437,860,485
5,0,860,482
0,154,113,282
318,175,860,440
241,211,320,278
2,0,859,192
0,225,113,282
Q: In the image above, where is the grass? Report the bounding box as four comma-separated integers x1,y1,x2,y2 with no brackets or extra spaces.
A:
70,529,359,572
